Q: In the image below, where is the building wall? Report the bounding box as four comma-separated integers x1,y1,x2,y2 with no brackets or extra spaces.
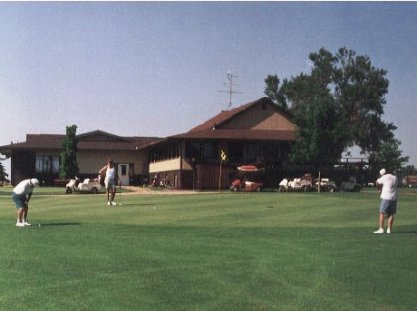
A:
77,150,148,175
149,158,182,173
11,151,36,185
222,104,295,131
149,157,194,173
195,164,234,190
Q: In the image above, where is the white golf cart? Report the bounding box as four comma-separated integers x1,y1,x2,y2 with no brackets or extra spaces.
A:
65,176,104,194
278,174,313,192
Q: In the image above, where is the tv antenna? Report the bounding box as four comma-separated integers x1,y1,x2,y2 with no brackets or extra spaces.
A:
218,71,241,109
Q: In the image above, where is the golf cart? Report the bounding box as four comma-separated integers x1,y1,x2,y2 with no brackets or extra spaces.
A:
65,176,104,194
278,173,313,192
314,178,337,192
230,165,263,192
340,177,362,192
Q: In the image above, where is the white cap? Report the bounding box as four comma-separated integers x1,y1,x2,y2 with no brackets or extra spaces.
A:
30,178,40,187
379,169,386,176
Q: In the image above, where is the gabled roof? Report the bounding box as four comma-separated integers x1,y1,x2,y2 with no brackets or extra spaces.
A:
188,97,293,133
0,130,162,155
163,97,296,143
76,130,133,143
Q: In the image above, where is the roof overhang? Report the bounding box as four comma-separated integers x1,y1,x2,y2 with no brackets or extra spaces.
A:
170,129,296,141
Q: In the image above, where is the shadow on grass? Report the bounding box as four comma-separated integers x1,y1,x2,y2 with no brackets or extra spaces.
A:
36,222,82,227
117,203,156,207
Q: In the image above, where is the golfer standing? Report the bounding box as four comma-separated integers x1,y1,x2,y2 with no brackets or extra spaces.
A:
99,159,118,206
374,168,398,234
12,178,39,227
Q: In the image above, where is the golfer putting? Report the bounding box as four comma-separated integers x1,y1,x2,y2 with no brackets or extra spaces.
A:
12,178,39,227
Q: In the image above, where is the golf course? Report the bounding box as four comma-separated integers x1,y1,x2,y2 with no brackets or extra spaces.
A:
0,187,416,311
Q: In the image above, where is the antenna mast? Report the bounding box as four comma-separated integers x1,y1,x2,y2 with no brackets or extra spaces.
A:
218,71,241,109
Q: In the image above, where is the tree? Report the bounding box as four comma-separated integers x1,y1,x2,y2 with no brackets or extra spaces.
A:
369,137,409,172
290,90,349,167
332,47,395,154
59,125,79,178
0,158,9,184
264,74,288,110
265,47,408,168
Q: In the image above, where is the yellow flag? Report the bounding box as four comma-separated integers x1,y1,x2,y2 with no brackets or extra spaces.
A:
220,149,227,161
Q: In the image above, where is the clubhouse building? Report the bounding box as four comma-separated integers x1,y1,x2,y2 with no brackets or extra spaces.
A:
0,97,297,189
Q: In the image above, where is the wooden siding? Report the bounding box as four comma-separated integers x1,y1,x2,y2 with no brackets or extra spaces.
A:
11,151,36,185
195,164,234,190
221,103,295,131
77,150,148,175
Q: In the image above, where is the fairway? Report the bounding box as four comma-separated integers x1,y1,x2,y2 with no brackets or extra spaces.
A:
0,188,416,311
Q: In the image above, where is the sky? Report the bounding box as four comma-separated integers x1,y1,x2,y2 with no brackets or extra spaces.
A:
0,2,416,175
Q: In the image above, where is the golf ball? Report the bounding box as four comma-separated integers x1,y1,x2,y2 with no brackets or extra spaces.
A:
38,224,41,227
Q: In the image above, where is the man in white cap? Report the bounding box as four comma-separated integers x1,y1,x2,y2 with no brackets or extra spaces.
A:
12,178,39,227
374,168,398,234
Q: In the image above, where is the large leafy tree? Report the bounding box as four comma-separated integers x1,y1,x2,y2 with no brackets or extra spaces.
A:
59,125,79,178
264,75,288,110
369,137,409,172
265,47,407,167
289,82,349,167
332,47,395,153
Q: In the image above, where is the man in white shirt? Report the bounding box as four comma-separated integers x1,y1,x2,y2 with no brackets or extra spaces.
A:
99,159,118,206
12,178,39,227
374,169,397,234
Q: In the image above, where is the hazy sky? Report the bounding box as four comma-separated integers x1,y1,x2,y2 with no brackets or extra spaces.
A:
0,2,416,174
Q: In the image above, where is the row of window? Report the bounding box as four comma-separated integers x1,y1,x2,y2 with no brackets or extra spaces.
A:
36,156,60,174
150,141,290,165
35,156,134,177
150,143,180,163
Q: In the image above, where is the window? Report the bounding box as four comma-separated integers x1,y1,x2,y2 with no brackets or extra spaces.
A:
120,164,127,176
36,156,60,173
245,144,262,163
150,143,180,162
201,142,219,162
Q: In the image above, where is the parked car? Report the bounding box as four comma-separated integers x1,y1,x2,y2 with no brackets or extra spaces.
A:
230,165,263,192
403,175,417,188
340,177,362,192
278,174,313,192
66,176,104,194
314,178,337,192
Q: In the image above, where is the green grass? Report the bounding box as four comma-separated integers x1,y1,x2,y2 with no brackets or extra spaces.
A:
0,188,416,310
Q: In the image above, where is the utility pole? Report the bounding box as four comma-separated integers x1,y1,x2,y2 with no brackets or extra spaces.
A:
218,71,241,109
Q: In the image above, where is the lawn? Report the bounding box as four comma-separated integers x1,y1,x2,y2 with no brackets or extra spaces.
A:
0,187,416,311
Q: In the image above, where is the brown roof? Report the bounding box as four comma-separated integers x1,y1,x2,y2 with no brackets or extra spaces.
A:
171,129,295,141
0,130,162,153
164,97,296,143
188,97,293,133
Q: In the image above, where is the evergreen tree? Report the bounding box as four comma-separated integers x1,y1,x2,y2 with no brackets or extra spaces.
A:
0,158,9,184
59,125,79,178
